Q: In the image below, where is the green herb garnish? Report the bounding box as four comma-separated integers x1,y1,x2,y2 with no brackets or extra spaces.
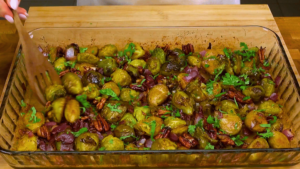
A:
231,135,248,146
269,116,277,124
76,94,91,108
215,92,226,98
99,88,120,100
21,100,26,107
188,125,196,135
150,121,157,141
107,103,122,113
260,124,271,128
71,127,88,137
243,96,251,101
79,47,88,53
99,147,105,151
207,115,220,128
205,143,214,150
258,128,273,139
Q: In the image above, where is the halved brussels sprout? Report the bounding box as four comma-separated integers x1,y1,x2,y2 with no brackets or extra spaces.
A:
101,135,124,150
193,127,218,149
268,131,290,148
168,48,186,66
77,53,99,65
261,78,275,97
126,65,140,78
45,85,66,102
101,101,127,123
172,90,195,115
242,86,265,103
81,71,103,87
125,43,145,60
164,116,186,129
98,44,118,58
17,134,38,151
160,62,181,76
74,63,94,76
248,138,269,148
111,69,132,86
232,54,242,75
207,82,222,100
147,57,161,75
270,118,283,131
186,81,208,102
82,83,100,100
216,100,238,114
85,46,99,55
245,110,268,132
120,113,137,128
48,47,58,63
134,116,163,136
54,57,66,72
129,59,147,68
75,132,99,151
125,143,140,150
187,55,202,68
219,114,242,135
201,56,225,75
151,138,177,150
102,82,121,97
133,106,150,122
120,88,140,102
147,84,169,106
62,72,83,95
114,124,136,142
152,48,166,64
171,126,188,135
64,99,80,123
48,97,66,123
24,110,45,133
258,100,283,116
97,58,118,76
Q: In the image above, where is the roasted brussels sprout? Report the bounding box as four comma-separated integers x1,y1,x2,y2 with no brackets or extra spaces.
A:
64,99,80,123
111,69,132,86
120,113,137,128
147,84,169,106
62,72,83,95
125,65,140,78
164,116,186,129
24,110,45,133
101,101,127,123
258,100,283,116
201,56,225,75
81,71,103,87
125,43,145,60
125,143,139,150
171,126,189,135
160,62,181,76
133,106,150,121
82,83,100,100
48,97,66,123
129,59,147,68
98,44,118,58
74,63,94,76
177,73,190,89
232,54,242,75
207,82,222,100
101,135,124,150
168,48,186,66
242,86,265,103
151,138,177,150
248,138,269,148
152,48,166,64
45,85,66,102
187,55,202,68
186,80,208,102
193,127,218,149
147,57,161,75
134,116,163,136
220,114,242,135
120,88,139,102
77,53,99,65
216,100,238,114
114,124,136,142
97,58,118,76
48,47,58,63
270,118,283,131
17,134,38,151
245,110,268,132
172,90,195,115
85,46,98,55
75,132,99,151
261,78,275,97
102,82,121,97
268,131,290,148
53,57,66,72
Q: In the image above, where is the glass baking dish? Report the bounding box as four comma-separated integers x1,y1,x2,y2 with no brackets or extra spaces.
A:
1,26,300,168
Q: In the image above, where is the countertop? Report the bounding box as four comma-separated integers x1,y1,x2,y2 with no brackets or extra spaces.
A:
0,5,300,169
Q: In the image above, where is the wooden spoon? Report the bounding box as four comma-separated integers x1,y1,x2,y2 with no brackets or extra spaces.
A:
13,10,62,105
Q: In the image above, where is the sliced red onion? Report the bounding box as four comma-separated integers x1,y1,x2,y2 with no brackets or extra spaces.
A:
136,137,147,148
282,129,294,141
44,122,57,128
275,76,281,88
96,131,104,140
243,127,253,136
200,50,206,57
55,133,75,144
145,139,153,148
217,111,223,119
183,67,199,82
65,47,77,61
247,103,256,111
169,133,179,142
27,131,34,137
269,93,278,102
59,143,74,151
52,123,70,134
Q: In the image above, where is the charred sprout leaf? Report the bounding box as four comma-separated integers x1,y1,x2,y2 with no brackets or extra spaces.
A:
215,92,226,98
269,116,277,124
21,100,26,107
71,127,88,137
150,120,157,141
76,94,91,108
205,143,214,150
188,125,196,135
107,103,122,113
80,47,88,53
100,88,120,100
243,96,251,101
260,124,271,128
231,135,248,146
99,147,105,151
258,128,273,139
111,124,117,131
207,115,220,128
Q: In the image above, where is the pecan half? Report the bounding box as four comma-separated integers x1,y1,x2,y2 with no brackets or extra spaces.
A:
217,134,235,146
93,115,109,132
59,68,80,77
182,43,194,55
96,98,107,110
179,133,198,148
37,125,51,140
258,46,266,63
155,127,171,139
226,87,253,104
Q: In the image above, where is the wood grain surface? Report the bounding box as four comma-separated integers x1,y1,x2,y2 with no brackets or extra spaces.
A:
0,5,300,169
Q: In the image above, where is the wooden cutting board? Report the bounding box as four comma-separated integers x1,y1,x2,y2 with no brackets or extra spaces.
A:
1,4,300,169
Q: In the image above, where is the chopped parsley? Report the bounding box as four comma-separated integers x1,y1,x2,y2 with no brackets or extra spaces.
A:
234,123,238,129
172,75,178,80
205,64,210,68
205,143,214,150
137,79,146,87
223,48,232,59
222,73,244,86
80,107,86,112
71,127,88,137
54,67,63,74
234,97,238,107
120,135,137,140
207,115,220,128
79,47,88,53
188,125,196,135
107,103,122,113
64,61,76,68
29,107,41,123
20,112,25,116
243,96,251,101
151,74,160,79
111,124,117,130
161,124,165,129
150,121,157,141
231,135,248,146
215,92,226,98
269,116,277,124
260,124,271,128
109,139,114,144
256,109,265,112
258,128,273,139
263,60,270,67
76,94,91,108
99,147,105,151
196,119,204,129
21,100,26,107
143,147,150,150
99,88,120,100
175,109,181,117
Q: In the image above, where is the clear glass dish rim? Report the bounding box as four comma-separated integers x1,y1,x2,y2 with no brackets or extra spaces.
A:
1,25,300,155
